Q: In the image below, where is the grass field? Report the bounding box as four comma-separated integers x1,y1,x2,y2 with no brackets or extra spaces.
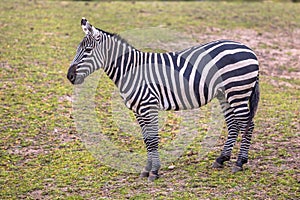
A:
1,0,300,199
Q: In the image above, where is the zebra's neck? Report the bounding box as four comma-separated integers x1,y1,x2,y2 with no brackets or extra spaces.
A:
102,34,149,86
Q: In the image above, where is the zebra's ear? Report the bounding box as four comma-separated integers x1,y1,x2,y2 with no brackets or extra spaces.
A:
81,17,91,34
81,17,100,38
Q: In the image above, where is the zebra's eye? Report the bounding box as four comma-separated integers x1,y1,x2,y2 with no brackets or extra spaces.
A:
85,47,93,53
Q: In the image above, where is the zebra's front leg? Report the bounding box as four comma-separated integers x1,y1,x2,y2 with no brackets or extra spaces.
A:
135,110,161,181
140,151,152,178
146,150,161,181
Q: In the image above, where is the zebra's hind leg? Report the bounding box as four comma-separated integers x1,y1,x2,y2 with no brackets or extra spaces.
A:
135,109,160,181
233,120,254,173
231,103,254,173
213,98,239,169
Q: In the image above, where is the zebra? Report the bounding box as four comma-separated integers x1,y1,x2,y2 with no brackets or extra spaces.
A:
67,18,260,181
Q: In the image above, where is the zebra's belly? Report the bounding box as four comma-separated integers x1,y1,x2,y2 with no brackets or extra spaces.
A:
155,82,212,111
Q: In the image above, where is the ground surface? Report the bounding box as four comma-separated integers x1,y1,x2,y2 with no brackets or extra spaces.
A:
0,0,299,199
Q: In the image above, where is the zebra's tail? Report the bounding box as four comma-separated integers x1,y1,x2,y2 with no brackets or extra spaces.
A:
247,78,260,130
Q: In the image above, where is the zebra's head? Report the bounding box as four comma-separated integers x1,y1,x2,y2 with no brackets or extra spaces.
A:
67,18,104,85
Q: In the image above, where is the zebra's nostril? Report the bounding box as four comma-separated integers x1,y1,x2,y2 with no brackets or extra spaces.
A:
67,71,76,83
67,63,78,83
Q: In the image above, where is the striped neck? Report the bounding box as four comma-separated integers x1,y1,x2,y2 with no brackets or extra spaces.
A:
101,34,145,86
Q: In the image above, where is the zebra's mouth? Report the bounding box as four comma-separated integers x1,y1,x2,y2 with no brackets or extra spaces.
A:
74,77,84,85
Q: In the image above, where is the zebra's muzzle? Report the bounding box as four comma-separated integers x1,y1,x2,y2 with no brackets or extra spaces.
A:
67,63,84,85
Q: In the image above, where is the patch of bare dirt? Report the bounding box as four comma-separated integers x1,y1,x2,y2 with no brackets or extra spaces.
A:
7,126,79,166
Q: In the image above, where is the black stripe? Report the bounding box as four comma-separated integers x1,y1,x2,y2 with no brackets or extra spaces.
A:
215,52,257,70
221,64,258,81
227,88,252,98
224,77,257,91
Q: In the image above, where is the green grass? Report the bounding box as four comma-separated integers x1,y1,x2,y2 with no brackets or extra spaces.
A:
1,0,300,199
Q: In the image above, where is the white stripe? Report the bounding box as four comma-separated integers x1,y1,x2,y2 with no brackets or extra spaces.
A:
117,43,127,87
146,53,159,99
108,39,115,68
154,54,169,110
112,41,122,83
121,49,136,90
224,80,256,94
227,91,252,103
166,53,180,109
161,53,176,109
230,100,249,108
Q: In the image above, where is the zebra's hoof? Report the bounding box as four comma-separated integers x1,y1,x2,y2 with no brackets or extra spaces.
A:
212,161,224,168
140,171,149,178
148,171,159,182
232,165,243,173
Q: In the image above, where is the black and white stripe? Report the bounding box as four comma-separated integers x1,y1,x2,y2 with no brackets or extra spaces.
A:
67,18,260,180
